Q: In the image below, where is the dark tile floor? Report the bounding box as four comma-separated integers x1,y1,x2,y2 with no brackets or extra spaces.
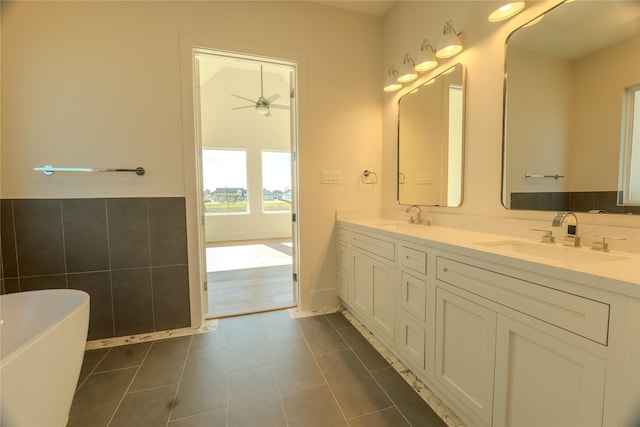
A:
69,310,448,427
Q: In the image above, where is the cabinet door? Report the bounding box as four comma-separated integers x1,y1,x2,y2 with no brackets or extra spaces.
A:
353,251,373,316
397,313,426,370
400,272,426,322
435,287,497,426
372,260,394,339
352,251,394,339
338,269,350,303
493,316,606,427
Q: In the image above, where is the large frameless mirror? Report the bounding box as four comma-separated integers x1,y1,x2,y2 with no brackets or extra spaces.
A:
502,0,640,214
398,63,465,207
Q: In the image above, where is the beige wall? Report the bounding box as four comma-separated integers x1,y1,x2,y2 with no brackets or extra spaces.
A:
380,0,638,230
1,1,383,315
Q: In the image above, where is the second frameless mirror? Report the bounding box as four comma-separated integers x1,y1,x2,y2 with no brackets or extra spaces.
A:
398,63,465,207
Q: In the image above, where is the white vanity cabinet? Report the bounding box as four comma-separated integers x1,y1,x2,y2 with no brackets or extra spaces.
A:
350,231,396,340
492,315,606,427
435,253,608,427
396,244,430,371
434,286,497,426
336,221,639,427
337,227,351,303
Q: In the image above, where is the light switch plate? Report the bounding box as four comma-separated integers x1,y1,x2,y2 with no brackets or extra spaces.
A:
417,172,433,184
321,170,342,184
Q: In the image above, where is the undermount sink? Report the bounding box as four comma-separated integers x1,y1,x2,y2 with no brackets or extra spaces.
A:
377,222,425,231
476,240,628,264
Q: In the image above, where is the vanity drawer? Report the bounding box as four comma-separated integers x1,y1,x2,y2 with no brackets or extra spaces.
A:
351,232,395,262
400,246,427,275
436,256,610,345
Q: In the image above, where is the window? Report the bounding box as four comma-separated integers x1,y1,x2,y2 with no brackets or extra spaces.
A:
202,149,249,214
619,84,640,205
262,151,292,213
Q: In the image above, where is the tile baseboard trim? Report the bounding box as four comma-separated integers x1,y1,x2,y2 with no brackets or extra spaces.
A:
288,305,342,318
85,319,218,350
85,306,342,350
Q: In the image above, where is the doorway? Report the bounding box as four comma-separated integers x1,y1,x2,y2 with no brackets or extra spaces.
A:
194,50,299,318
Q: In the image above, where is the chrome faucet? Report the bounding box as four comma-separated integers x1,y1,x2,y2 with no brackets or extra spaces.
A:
551,211,581,247
405,205,422,224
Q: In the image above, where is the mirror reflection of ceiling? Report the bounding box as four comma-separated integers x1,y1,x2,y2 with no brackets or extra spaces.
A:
510,1,640,59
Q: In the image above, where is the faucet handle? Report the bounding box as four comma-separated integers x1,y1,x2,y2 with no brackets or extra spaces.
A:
531,229,555,243
563,235,581,247
591,235,626,252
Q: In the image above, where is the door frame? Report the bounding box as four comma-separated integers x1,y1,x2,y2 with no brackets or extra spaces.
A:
180,36,301,326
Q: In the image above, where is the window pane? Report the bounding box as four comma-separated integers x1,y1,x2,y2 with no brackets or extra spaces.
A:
262,151,292,213
202,149,248,214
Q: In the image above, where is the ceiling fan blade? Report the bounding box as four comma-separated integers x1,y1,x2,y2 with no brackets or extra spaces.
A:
231,105,256,110
266,93,281,104
269,104,290,110
260,64,264,98
231,94,258,104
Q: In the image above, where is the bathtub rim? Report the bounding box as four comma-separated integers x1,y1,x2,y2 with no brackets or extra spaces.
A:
0,289,90,367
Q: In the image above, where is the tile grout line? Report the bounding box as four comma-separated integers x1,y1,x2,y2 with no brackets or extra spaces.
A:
273,347,292,427
104,339,155,427
165,335,195,426
75,348,112,392
340,309,466,427
330,319,413,427
295,316,351,426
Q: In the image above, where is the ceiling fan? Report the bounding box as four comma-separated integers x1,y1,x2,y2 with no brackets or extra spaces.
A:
231,65,289,117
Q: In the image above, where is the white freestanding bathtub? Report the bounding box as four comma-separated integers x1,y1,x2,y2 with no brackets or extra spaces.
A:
0,289,90,427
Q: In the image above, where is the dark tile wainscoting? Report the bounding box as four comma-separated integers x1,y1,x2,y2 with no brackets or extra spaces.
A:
0,197,191,340
510,190,640,214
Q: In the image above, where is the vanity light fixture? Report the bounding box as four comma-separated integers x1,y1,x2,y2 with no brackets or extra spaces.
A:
397,54,418,83
383,66,403,92
436,20,463,59
414,39,438,72
488,1,525,22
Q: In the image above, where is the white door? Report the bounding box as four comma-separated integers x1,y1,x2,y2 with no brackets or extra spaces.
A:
288,69,300,305
193,50,299,317
193,55,209,315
